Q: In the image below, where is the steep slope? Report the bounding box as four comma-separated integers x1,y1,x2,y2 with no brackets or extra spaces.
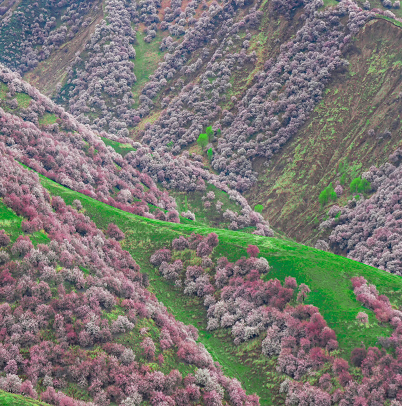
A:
0,152,259,406
2,0,402,252
23,1,104,96
0,0,103,76
247,17,402,244
0,65,272,233
39,169,402,405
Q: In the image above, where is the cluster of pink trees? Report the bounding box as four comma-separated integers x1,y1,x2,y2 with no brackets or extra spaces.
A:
351,276,395,322
282,277,402,405
152,236,402,405
321,159,402,274
0,63,275,234
0,0,97,74
0,147,257,406
64,0,215,132
151,236,344,387
125,145,274,235
0,65,183,224
65,0,139,135
141,0,373,192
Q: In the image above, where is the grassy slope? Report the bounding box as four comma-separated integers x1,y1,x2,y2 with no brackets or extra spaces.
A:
100,136,137,157
131,30,167,109
23,0,104,97
0,200,49,246
247,18,402,245
0,391,50,406
38,173,402,405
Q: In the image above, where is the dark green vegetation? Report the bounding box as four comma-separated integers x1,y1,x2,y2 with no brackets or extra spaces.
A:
38,173,402,405
207,148,214,161
349,177,371,194
338,157,362,186
254,204,264,213
318,183,336,207
197,133,209,150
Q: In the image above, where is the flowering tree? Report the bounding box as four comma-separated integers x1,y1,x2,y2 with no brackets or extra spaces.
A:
0,230,10,248
0,150,256,405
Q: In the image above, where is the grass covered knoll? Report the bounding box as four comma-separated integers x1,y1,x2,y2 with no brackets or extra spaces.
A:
38,174,402,404
0,390,50,406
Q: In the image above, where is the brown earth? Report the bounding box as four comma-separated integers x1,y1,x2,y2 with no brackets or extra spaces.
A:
23,0,104,97
246,18,402,245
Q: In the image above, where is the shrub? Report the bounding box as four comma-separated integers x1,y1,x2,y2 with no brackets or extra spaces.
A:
206,126,213,141
205,233,219,248
356,312,368,324
247,245,259,257
11,235,33,257
350,347,367,367
172,236,189,251
315,240,329,252
150,249,172,266
334,185,343,197
0,230,10,248
207,148,213,162
319,184,337,207
107,223,125,241
254,204,263,213
349,177,371,194
197,133,209,150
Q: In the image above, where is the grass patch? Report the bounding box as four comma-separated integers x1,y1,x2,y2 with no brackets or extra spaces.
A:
131,31,166,107
39,112,58,125
0,390,50,406
38,173,402,405
100,137,136,157
15,92,32,109
0,82,7,99
0,200,50,246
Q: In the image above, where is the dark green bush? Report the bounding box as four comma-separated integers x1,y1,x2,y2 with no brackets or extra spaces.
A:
197,133,209,150
319,183,337,207
254,204,264,213
207,148,213,162
350,177,371,194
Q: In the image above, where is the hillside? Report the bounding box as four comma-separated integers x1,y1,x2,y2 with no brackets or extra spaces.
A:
248,17,402,244
0,150,264,406
0,390,51,406
1,0,402,251
40,169,402,405
2,0,402,405
0,64,272,235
